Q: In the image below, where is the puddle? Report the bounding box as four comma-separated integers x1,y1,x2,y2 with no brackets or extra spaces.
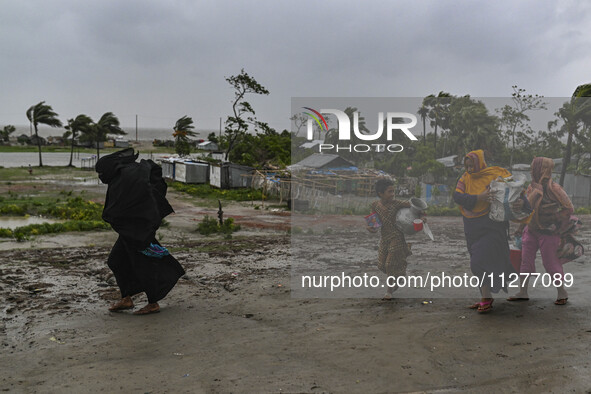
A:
0,216,62,229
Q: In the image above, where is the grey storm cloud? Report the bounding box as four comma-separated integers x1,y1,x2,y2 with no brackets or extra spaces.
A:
1,0,590,132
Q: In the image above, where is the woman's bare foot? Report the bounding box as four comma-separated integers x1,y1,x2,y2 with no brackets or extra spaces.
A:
133,303,160,315
109,296,134,311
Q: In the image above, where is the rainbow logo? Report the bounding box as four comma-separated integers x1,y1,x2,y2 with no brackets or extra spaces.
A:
302,107,329,132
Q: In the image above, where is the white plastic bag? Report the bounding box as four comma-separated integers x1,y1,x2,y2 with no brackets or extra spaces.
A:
489,174,529,222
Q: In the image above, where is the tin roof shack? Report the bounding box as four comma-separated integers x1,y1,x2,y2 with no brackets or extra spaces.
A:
209,162,254,189
161,160,175,180
289,154,380,196
289,153,354,171
114,139,130,148
197,141,219,151
174,161,209,184
288,154,395,213
251,170,291,202
299,140,324,149
210,151,225,161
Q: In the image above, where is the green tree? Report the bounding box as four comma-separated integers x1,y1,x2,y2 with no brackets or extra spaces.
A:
573,83,591,98
407,144,445,179
445,96,504,158
64,114,93,167
1,125,16,142
290,113,308,138
80,112,125,159
552,94,591,185
573,84,591,175
26,101,63,167
229,128,291,168
224,69,270,161
207,132,219,145
497,86,547,169
172,116,196,156
423,92,452,156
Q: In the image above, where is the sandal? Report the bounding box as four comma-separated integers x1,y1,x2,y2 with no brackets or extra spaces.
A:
108,297,134,312
477,299,494,313
133,303,160,315
468,299,494,310
554,298,568,306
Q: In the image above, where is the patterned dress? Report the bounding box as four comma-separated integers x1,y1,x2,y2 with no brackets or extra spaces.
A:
371,199,412,276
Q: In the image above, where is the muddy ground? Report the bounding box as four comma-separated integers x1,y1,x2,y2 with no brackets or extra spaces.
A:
1,179,591,393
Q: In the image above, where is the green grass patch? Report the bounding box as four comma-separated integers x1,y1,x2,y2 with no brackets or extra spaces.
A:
575,207,591,215
42,196,104,220
0,220,110,242
1,193,103,220
0,193,108,241
170,182,263,202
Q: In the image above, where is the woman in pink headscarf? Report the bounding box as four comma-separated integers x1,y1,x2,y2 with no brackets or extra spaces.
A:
509,157,574,305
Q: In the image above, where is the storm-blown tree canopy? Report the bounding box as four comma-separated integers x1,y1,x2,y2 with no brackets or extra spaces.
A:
173,115,196,156
1,125,16,142
64,114,93,167
79,112,125,159
224,69,270,161
26,101,62,167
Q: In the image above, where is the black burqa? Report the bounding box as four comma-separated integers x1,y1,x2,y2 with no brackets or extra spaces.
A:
96,148,185,303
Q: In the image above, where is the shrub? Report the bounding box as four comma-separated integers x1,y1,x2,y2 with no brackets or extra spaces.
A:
196,215,241,236
170,182,263,201
43,197,103,221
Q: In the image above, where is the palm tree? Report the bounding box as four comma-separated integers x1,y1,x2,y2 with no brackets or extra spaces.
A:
94,112,125,159
424,92,452,156
172,116,196,156
64,114,93,167
26,101,63,167
573,83,591,98
417,104,429,145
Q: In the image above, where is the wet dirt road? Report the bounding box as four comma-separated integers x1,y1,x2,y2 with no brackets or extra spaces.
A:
1,193,591,392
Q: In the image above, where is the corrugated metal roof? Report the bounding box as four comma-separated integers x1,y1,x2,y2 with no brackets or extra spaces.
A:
292,153,354,169
299,140,324,149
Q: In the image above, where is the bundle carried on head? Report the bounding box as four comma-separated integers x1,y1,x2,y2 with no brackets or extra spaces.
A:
95,148,139,184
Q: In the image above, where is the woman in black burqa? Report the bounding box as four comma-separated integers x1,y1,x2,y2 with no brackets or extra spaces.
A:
96,148,185,315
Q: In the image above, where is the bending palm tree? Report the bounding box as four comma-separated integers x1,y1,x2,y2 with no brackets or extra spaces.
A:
173,116,196,156
64,114,93,167
94,112,125,159
26,101,63,167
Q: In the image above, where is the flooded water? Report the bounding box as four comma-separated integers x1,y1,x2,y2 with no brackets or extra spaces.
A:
0,216,62,229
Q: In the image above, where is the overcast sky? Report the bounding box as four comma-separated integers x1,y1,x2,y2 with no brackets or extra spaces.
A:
1,0,590,134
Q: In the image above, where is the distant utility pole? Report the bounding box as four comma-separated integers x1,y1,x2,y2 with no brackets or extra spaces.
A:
219,117,222,139
135,115,138,142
